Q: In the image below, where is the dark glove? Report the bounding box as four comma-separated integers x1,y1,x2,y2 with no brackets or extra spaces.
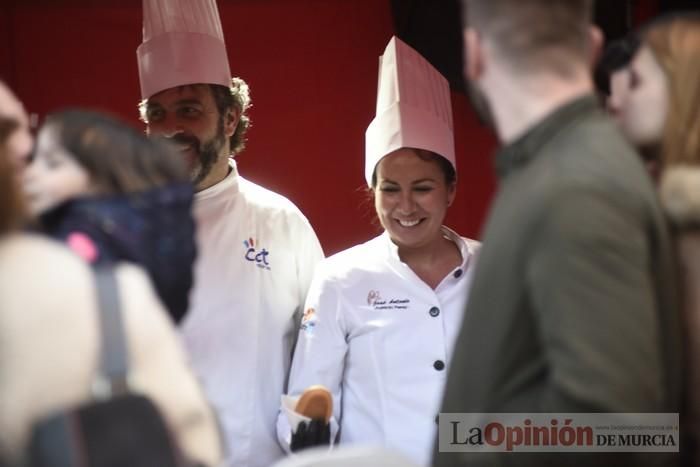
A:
290,419,331,452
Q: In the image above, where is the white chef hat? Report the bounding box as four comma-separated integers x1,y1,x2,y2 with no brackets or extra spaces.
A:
364,36,455,187
136,0,232,100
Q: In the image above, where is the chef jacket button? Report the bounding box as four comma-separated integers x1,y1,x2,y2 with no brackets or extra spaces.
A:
429,306,440,317
434,360,445,371
454,268,463,278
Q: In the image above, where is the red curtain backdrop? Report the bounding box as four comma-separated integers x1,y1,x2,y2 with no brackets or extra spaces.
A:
0,0,495,255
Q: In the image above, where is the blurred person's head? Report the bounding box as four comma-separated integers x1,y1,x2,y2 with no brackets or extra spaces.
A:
460,0,602,140
23,109,195,323
619,14,700,170
463,0,596,76
594,36,641,117
23,109,188,217
0,81,33,171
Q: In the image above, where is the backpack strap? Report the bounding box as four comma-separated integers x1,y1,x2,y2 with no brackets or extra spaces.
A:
91,265,130,399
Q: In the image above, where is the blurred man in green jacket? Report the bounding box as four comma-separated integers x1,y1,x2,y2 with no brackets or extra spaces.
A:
434,2,682,466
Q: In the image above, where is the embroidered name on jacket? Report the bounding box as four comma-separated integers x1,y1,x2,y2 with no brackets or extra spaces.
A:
367,290,411,310
243,237,271,270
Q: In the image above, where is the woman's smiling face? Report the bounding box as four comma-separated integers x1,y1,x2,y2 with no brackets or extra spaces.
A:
374,148,456,250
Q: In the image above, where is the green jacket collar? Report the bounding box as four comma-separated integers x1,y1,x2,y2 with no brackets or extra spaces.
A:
494,94,600,177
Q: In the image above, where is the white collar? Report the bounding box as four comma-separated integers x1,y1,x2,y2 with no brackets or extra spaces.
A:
382,226,475,273
195,158,239,201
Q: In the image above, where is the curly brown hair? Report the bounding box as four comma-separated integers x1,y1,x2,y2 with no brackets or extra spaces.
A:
210,77,252,156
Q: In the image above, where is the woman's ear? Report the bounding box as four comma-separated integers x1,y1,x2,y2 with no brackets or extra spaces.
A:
447,181,457,207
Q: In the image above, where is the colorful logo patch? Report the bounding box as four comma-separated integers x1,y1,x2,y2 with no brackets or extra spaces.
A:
243,237,271,270
300,307,317,334
302,307,316,324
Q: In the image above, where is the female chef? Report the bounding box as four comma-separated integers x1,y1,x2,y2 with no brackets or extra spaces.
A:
277,36,480,467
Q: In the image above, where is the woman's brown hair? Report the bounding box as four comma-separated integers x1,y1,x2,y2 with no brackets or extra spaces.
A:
645,15,700,167
44,109,189,195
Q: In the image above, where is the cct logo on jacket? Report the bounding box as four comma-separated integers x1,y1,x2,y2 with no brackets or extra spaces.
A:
243,237,271,270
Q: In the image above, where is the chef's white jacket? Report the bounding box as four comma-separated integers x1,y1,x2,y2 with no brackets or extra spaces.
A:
181,160,324,467
277,227,479,466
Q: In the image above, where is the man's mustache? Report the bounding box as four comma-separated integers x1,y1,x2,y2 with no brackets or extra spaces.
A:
156,133,201,151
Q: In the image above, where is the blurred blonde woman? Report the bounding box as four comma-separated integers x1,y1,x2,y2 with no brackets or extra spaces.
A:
618,13,700,466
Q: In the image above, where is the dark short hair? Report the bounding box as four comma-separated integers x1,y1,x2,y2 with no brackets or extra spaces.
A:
45,109,188,195
462,0,594,76
371,148,457,188
594,36,641,96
